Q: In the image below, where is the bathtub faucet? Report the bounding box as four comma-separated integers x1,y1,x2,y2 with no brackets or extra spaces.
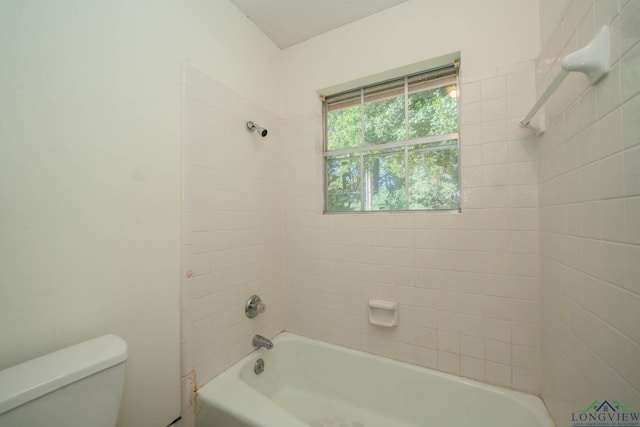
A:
252,334,273,350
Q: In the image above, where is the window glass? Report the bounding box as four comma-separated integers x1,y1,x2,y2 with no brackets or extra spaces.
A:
408,141,459,210
408,75,458,138
327,102,361,151
364,81,405,145
324,63,459,212
326,154,361,212
363,148,405,211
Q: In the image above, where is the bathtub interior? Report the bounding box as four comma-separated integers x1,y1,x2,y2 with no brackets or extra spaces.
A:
229,334,553,427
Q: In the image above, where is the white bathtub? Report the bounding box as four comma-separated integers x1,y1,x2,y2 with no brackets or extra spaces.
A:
196,333,554,427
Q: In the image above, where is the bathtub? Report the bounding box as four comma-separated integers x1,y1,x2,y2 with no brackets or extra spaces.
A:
196,333,554,427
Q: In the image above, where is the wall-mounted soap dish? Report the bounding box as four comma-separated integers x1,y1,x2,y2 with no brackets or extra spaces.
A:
368,299,399,327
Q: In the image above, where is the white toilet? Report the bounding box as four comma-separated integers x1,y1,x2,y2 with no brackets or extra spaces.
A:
0,334,127,427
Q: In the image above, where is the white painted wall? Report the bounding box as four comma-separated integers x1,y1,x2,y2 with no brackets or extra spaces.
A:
280,0,540,117
538,0,572,49
0,1,279,426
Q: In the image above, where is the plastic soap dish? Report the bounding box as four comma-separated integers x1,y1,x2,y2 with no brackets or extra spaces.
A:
368,299,399,327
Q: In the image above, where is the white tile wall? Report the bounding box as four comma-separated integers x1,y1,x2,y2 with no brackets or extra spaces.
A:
537,0,640,424
180,65,284,426
178,9,640,421
281,61,542,394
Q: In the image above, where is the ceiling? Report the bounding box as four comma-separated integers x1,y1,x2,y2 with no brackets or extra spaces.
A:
229,0,408,49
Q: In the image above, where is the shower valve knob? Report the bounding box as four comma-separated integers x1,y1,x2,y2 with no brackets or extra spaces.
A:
257,302,266,314
245,295,266,318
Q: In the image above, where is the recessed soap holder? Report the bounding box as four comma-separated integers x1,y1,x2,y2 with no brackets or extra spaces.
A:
368,299,399,327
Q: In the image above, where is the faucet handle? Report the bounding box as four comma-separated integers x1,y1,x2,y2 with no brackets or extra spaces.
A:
257,302,266,314
245,295,266,318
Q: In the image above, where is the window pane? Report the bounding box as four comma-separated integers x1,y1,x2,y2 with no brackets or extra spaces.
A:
364,82,405,145
408,83,458,139
323,64,460,212
363,150,405,211
408,143,459,209
327,104,361,151
326,155,361,211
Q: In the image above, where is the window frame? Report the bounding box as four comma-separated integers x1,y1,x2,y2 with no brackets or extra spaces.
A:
322,62,461,214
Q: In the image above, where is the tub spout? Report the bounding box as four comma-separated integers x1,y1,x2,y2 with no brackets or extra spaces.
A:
252,334,273,349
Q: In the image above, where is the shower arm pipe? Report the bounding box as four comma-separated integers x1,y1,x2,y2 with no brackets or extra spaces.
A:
520,25,610,135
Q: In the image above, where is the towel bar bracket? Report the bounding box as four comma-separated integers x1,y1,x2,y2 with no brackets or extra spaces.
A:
520,25,609,135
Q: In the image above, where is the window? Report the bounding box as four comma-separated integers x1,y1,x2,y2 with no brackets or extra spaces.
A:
323,63,460,212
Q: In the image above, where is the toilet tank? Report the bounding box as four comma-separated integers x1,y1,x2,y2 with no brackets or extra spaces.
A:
0,334,127,427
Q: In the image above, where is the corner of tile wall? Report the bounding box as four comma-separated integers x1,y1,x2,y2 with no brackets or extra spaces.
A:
179,65,285,427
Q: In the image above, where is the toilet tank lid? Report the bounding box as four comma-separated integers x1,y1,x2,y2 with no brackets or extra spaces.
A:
0,334,127,415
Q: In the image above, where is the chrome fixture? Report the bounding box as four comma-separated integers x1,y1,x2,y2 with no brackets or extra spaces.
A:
254,358,265,375
252,334,273,350
246,121,268,137
245,295,266,318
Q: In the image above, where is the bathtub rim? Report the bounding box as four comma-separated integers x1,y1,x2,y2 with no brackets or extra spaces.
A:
196,332,555,427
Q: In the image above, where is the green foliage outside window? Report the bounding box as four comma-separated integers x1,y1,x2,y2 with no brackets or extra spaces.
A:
325,74,459,212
